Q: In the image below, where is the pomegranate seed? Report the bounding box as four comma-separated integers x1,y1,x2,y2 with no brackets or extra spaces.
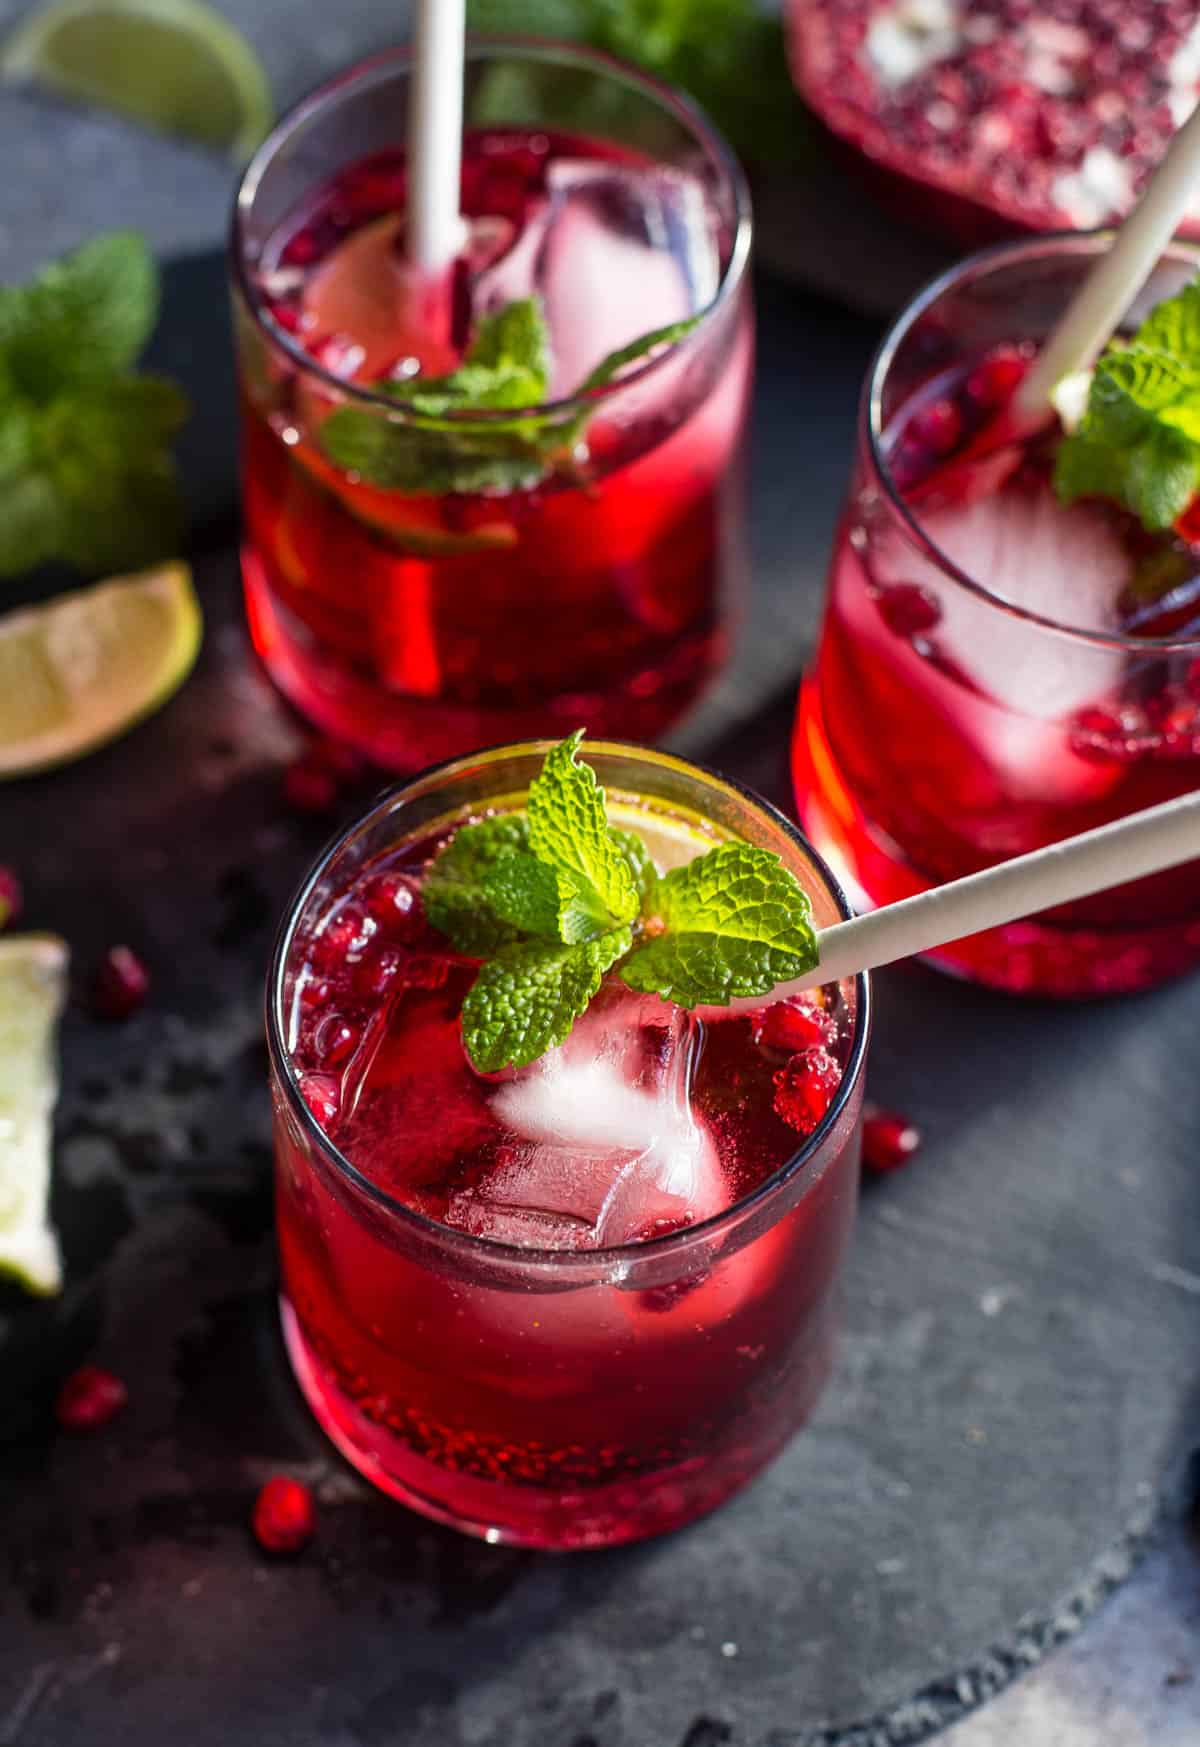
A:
0,866,21,929
298,975,331,1010
363,871,423,938
251,1476,316,1555
862,1109,923,1175
772,1047,844,1136
965,351,1026,410
91,946,150,1020
55,1365,128,1433
352,946,404,999
877,583,942,637
283,753,339,817
298,1072,340,1127
751,996,836,1054
908,397,962,456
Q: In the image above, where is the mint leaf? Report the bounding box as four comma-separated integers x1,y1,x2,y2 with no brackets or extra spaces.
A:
620,930,816,1008
422,815,531,954
576,316,700,394
318,298,557,494
527,730,639,928
461,927,631,1071
1052,280,1200,531
482,853,563,938
619,843,817,1006
0,232,157,400
610,826,659,913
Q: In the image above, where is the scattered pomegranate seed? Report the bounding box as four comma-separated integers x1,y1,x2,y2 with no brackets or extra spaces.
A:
772,1046,844,1136
862,1109,923,1175
55,1365,128,1433
0,866,21,929
908,397,962,456
876,583,942,637
252,1476,316,1555
283,753,340,816
751,995,836,1055
91,946,150,1020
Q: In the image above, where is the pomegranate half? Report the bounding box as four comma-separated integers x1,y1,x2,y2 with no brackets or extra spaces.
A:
785,0,1200,244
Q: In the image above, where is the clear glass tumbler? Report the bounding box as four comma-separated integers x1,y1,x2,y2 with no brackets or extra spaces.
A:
794,234,1200,996
231,42,753,771
267,742,868,1548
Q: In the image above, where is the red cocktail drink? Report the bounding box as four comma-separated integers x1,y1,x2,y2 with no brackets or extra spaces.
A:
268,743,868,1548
232,45,752,771
795,236,1200,996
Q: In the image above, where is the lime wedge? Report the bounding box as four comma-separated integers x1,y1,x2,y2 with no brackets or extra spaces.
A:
0,935,69,1295
0,562,202,779
1,0,272,161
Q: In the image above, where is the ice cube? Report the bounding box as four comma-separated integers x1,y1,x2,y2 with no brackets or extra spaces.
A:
473,161,719,396
858,478,1130,809
478,988,726,1249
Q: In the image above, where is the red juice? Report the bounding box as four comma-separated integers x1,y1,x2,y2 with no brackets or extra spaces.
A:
233,55,752,771
269,747,866,1548
794,239,1200,997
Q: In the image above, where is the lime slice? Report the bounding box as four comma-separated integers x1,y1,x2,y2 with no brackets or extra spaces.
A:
1,0,272,161
0,562,202,779
0,935,69,1295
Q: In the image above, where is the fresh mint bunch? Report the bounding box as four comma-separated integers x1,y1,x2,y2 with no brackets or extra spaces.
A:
1054,280,1200,533
0,232,189,576
466,0,806,167
319,296,699,496
424,731,819,1071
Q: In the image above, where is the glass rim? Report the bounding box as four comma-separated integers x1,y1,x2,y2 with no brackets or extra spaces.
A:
865,228,1200,655
266,739,871,1272
231,35,753,425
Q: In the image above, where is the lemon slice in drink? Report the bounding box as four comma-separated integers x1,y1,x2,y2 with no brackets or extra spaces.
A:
0,935,69,1295
0,562,201,779
1,0,272,160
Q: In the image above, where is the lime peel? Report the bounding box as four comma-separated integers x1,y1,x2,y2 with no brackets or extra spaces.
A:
1,0,272,161
0,561,201,779
0,934,69,1295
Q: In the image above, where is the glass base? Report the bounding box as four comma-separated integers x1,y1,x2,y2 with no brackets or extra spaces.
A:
243,549,723,774
281,1298,803,1550
793,682,1200,998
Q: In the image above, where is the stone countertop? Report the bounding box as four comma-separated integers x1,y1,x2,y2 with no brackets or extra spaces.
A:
0,1,1197,1740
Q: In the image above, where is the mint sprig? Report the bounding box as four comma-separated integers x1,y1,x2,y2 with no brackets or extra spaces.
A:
318,296,699,497
0,232,189,577
424,731,819,1071
1053,280,1200,532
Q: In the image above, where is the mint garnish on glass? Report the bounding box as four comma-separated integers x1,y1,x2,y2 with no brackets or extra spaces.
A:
1053,280,1200,533
0,231,189,576
318,297,700,496
424,732,819,1072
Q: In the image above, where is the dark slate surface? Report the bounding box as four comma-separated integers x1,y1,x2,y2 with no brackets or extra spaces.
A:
1,251,1199,1746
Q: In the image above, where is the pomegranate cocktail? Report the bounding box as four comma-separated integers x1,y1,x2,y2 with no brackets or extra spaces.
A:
232,43,752,771
795,235,1200,996
268,738,867,1548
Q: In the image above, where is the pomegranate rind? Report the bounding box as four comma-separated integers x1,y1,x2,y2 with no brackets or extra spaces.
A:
784,0,1200,245
0,934,68,1295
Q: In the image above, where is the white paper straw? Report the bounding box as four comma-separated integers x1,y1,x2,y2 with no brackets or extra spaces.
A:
1015,102,1200,421
408,0,468,274
736,791,1200,1006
